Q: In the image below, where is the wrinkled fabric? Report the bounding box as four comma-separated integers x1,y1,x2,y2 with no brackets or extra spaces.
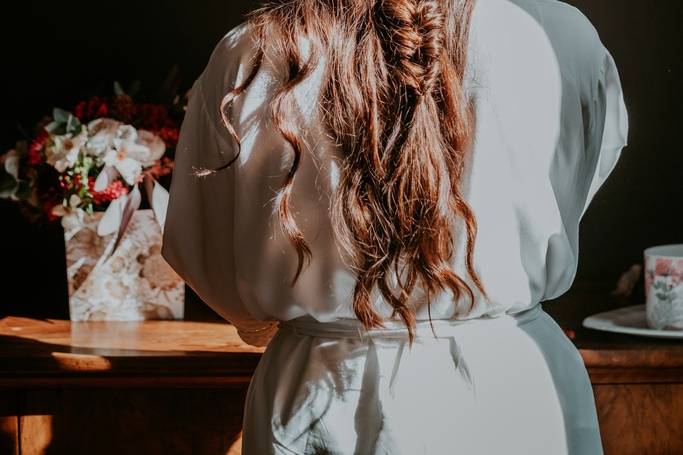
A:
162,0,628,453
243,305,602,454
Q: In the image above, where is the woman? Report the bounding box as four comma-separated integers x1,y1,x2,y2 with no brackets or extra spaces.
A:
162,0,628,453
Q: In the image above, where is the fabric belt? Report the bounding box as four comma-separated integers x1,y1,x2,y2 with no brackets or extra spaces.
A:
277,304,547,406
278,303,544,341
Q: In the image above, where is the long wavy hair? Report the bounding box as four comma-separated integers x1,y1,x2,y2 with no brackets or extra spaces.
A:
196,0,490,341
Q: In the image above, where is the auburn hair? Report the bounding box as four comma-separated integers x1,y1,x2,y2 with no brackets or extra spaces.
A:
195,0,490,341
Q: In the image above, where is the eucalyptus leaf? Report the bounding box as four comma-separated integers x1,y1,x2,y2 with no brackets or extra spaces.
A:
3,151,20,178
66,115,82,135
159,65,180,103
114,81,126,96
0,175,18,198
53,108,70,124
129,80,142,98
45,120,63,135
0,187,17,199
15,180,32,200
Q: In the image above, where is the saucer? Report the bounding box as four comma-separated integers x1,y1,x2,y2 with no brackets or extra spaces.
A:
582,304,683,339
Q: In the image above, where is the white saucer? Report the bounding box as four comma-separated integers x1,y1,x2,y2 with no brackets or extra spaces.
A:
582,304,683,339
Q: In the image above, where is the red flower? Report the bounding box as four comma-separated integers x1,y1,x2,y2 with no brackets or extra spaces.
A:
143,156,174,180
655,258,674,276
111,95,136,123
27,130,49,165
74,97,109,122
136,103,172,131
41,189,64,222
59,173,88,192
96,103,109,118
43,201,60,221
88,177,129,205
158,126,179,147
74,103,85,120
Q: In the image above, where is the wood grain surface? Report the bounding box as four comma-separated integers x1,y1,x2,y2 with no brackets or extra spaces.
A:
1,284,682,454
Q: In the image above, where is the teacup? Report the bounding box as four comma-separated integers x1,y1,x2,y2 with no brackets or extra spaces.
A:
644,244,683,330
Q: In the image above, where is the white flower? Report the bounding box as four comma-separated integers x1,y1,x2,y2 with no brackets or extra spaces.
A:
135,130,166,166
69,194,82,209
102,149,142,186
51,204,66,218
91,123,165,187
99,125,145,185
85,118,122,158
1,149,20,178
51,204,86,228
61,207,87,231
44,130,88,173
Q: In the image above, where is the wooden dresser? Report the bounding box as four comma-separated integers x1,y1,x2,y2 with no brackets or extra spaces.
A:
1,286,682,455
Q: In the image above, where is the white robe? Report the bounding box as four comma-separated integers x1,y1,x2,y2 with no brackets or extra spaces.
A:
162,0,628,453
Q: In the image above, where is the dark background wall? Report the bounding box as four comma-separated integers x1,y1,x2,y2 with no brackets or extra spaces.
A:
1,1,680,317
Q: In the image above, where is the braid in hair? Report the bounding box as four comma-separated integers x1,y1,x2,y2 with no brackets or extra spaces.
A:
197,0,489,343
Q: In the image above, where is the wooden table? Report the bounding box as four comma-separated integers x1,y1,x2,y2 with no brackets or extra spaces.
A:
1,286,682,455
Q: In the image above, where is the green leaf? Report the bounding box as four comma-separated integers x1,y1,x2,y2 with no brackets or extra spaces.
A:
53,108,71,124
129,80,142,98
14,180,32,200
45,120,63,135
159,65,180,103
66,115,82,135
0,174,18,198
3,152,20,178
114,81,126,96
0,188,17,199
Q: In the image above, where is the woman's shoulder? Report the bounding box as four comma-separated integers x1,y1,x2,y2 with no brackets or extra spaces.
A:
197,19,317,103
193,21,273,132
198,21,257,90
208,21,254,62
475,0,607,72
517,0,607,70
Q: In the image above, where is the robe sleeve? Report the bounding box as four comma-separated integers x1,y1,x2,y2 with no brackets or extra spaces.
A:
579,47,629,220
161,26,278,347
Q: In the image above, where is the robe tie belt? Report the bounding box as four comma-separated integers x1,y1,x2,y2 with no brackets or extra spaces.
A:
275,303,547,440
278,303,544,341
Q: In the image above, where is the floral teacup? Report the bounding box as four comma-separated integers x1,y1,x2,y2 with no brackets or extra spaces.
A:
644,244,683,330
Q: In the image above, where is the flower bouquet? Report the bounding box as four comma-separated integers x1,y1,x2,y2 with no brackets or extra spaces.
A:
0,83,185,320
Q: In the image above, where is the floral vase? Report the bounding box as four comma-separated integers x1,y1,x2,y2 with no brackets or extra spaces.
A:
64,208,184,321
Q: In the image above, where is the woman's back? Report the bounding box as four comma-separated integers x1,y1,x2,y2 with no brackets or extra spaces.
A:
162,0,627,453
